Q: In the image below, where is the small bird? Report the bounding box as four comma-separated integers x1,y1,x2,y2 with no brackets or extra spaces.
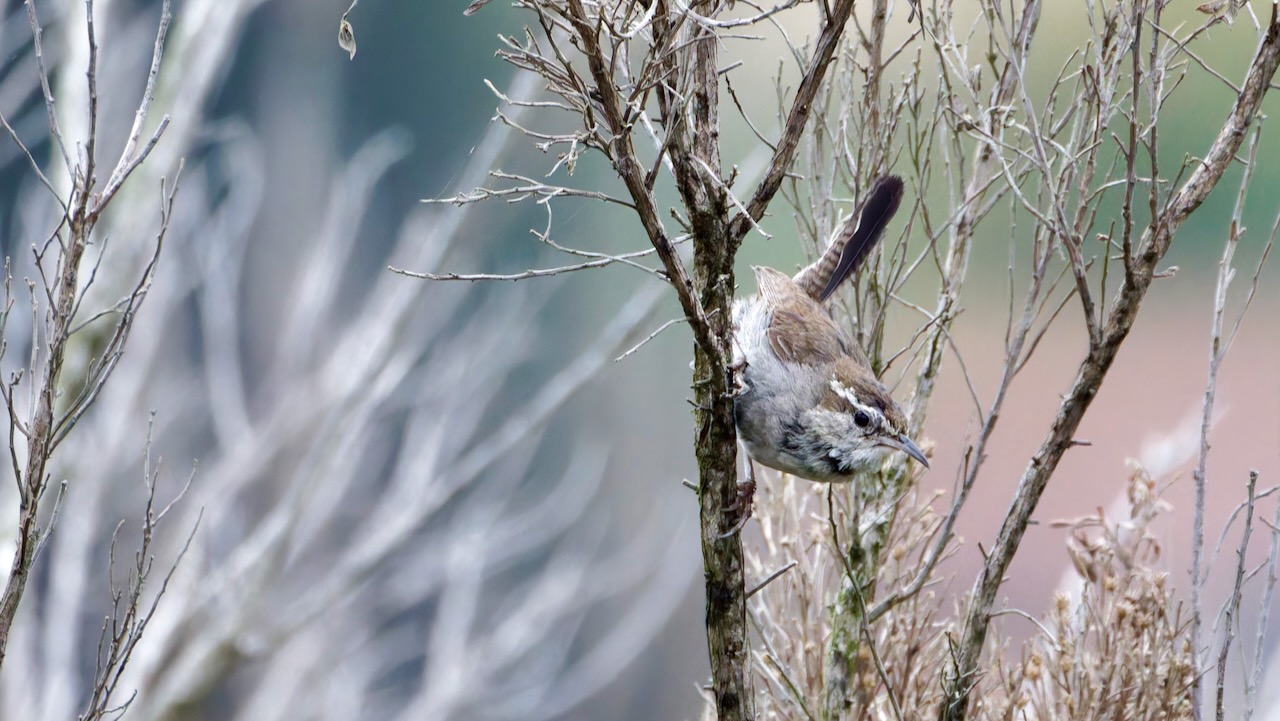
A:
729,175,927,525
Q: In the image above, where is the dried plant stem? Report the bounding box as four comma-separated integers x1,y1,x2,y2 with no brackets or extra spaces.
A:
939,8,1280,720
579,2,856,717
558,1,745,713
823,501,888,715
1245,487,1280,721
819,1,899,710
1191,120,1266,712
0,0,176,673
0,217,86,669
563,0,717,357
726,0,854,242
909,0,1043,436
441,0,865,715
1216,472,1258,721
80,420,199,721
825,2,1043,714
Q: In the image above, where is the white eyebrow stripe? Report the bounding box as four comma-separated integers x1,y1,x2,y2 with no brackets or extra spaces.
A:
829,378,887,427
829,378,862,407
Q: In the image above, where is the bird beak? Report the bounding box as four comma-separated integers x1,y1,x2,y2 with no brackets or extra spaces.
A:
880,433,929,469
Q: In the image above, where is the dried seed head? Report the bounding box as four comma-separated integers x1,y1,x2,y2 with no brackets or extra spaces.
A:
1024,652,1043,682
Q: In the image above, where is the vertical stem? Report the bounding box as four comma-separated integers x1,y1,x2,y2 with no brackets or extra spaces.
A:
939,9,1280,718
683,5,752,720
824,474,897,717
818,1,915,714
1216,472,1258,721
694,287,749,721
859,0,890,366
1191,121,1261,716
0,209,90,668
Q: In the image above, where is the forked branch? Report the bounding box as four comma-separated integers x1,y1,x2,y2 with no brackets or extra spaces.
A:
0,0,177,672
939,7,1280,719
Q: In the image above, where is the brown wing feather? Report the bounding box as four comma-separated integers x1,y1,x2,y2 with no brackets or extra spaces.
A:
751,266,796,308
753,266,854,366
766,307,846,365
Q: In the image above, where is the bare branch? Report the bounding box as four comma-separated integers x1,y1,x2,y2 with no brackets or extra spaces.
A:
614,316,687,363
0,0,181,673
726,0,856,244
0,111,66,211
1245,491,1280,721
392,248,663,282
941,7,1280,718
562,0,719,358
1216,472,1258,721
100,0,174,206
1191,122,1266,697
24,0,71,172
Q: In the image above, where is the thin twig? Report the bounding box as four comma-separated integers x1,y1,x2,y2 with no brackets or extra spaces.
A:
1245,491,1280,721
1192,121,1265,695
746,561,797,599
615,316,687,362
942,6,1280,720
1217,472,1258,721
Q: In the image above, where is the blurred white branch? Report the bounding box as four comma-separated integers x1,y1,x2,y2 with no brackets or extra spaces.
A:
0,4,693,721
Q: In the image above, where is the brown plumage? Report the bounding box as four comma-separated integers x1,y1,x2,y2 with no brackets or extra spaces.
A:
823,357,909,434
753,266,858,366
750,266,906,433
730,173,926,496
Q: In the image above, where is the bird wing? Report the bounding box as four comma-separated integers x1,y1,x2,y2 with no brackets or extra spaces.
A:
753,266,856,367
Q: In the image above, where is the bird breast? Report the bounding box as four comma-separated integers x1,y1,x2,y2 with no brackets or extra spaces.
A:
732,296,833,479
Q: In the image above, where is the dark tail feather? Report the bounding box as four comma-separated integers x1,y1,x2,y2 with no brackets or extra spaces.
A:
797,175,905,303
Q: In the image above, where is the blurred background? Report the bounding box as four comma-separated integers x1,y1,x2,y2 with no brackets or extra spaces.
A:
0,1,1277,719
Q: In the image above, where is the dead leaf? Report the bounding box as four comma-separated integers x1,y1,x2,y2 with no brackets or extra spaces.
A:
337,0,360,60
338,15,356,60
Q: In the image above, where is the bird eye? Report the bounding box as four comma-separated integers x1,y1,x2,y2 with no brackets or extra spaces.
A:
853,410,871,428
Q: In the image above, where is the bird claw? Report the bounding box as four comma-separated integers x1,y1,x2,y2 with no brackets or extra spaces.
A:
730,358,749,397
718,468,757,539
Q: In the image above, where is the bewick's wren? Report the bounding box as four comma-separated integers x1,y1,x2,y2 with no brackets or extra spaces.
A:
732,175,928,502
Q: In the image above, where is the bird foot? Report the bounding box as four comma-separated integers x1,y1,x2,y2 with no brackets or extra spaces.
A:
719,474,756,538
730,358,749,396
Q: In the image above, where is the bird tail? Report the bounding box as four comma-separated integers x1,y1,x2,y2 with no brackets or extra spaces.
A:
794,175,905,303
